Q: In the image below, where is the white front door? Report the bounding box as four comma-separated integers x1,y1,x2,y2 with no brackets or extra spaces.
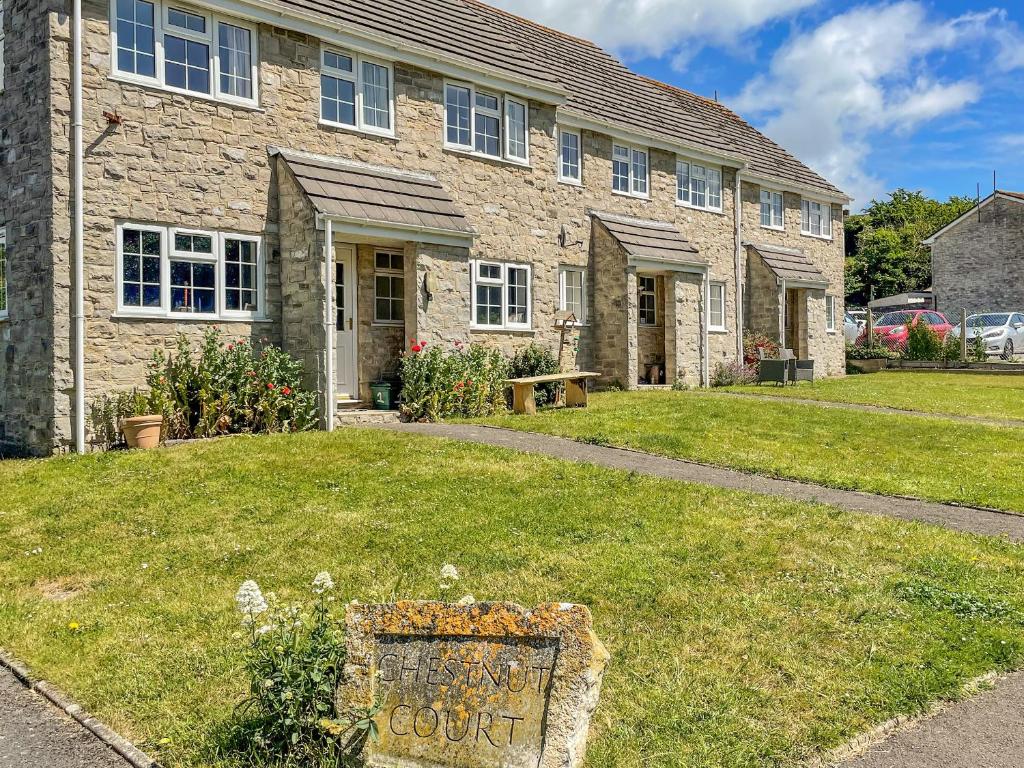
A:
334,243,358,399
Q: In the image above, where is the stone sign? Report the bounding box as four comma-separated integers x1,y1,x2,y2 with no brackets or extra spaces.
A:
337,601,609,768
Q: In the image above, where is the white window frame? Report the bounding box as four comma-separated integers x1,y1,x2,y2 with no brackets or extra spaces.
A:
443,81,530,165
373,249,405,326
0,227,7,320
0,1,7,94
470,260,532,331
109,0,259,108
638,275,657,326
613,143,649,198
709,282,726,331
558,265,587,323
557,127,582,185
826,295,837,333
319,45,395,137
676,159,723,212
760,189,784,230
115,222,264,320
504,97,529,163
801,198,833,240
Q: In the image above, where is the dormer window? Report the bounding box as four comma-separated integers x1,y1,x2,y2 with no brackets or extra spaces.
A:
444,82,530,164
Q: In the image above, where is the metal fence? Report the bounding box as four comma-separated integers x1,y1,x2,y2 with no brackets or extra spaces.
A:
847,308,1024,362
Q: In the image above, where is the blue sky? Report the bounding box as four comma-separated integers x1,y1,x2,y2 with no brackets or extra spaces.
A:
493,1,1024,211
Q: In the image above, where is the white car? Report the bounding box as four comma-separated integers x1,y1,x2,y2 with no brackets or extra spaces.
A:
948,312,1024,360
843,312,861,343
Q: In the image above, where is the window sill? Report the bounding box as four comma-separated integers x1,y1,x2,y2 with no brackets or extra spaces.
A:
470,326,535,335
558,177,583,187
111,312,272,324
676,202,725,216
318,119,397,141
760,224,785,232
443,146,532,169
709,328,729,334
371,321,405,328
108,73,263,112
612,190,650,201
800,231,834,242
0,313,8,323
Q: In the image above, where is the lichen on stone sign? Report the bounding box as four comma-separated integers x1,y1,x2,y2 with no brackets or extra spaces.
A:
337,601,609,768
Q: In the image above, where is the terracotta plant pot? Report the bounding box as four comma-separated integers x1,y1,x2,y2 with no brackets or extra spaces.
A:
122,415,164,449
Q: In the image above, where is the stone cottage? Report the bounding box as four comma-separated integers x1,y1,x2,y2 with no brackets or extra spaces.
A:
925,190,1024,319
0,0,848,456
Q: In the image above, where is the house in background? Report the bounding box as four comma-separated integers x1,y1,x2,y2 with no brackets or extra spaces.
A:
925,191,1024,319
0,0,848,456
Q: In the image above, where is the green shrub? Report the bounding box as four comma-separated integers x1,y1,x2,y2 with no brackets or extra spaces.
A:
88,389,165,448
904,320,943,361
711,361,757,387
846,342,900,360
399,340,508,421
508,343,560,406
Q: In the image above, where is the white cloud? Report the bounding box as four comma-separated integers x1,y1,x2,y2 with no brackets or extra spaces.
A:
730,2,1024,207
487,0,818,61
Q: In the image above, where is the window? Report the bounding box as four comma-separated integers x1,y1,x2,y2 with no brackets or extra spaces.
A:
559,266,586,322
613,143,648,197
110,1,258,107
558,128,581,184
471,261,532,330
677,160,722,211
0,227,7,319
826,295,836,332
709,282,726,331
374,250,404,325
801,199,832,238
117,223,263,319
760,189,784,229
638,276,657,326
444,83,529,164
320,48,393,134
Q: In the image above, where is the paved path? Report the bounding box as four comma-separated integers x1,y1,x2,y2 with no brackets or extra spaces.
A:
718,391,1024,429
838,672,1024,767
378,423,1024,541
0,666,130,768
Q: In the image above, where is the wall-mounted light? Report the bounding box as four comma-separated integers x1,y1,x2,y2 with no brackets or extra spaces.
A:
424,270,439,301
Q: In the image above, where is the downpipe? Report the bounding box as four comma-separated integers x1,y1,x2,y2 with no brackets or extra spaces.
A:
72,0,86,454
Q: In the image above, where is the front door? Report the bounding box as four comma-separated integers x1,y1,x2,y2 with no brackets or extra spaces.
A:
334,243,358,399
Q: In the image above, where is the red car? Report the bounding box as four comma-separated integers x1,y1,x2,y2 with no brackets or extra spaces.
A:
858,310,954,346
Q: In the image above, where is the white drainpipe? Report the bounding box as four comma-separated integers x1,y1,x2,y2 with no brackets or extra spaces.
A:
323,219,335,431
72,0,86,454
702,266,711,387
733,169,744,364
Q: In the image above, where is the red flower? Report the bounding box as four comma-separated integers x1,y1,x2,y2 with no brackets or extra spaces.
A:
411,344,423,353
227,344,235,351
267,382,276,390
420,340,428,347
282,386,292,396
247,370,257,377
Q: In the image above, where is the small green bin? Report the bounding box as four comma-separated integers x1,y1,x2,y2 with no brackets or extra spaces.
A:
370,381,393,411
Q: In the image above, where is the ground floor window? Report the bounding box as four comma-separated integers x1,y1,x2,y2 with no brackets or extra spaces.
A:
709,282,726,330
374,250,404,324
638,275,657,326
471,260,532,330
559,266,586,323
116,223,263,319
0,227,7,319
826,295,836,332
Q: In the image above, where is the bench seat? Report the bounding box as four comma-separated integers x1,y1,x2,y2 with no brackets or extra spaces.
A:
504,372,601,415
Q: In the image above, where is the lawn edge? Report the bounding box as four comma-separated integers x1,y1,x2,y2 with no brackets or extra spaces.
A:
0,647,159,768
809,671,999,767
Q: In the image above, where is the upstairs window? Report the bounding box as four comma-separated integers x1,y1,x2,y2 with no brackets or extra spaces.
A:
677,160,722,211
801,199,832,238
444,83,529,164
320,48,393,134
760,189,784,229
558,128,581,184
471,261,531,330
0,227,7,319
613,143,648,197
111,1,258,107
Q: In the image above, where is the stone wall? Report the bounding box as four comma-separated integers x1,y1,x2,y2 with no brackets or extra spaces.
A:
932,197,1024,319
591,223,629,386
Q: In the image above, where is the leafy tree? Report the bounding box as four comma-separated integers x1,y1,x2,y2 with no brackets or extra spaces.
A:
844,189,975,307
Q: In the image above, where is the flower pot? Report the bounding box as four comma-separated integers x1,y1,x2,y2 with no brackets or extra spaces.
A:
122,415,164,449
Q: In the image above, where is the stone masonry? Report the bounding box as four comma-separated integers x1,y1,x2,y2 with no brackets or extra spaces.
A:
0,1,847,454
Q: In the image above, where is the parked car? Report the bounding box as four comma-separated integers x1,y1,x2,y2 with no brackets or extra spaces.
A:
858,310,954,346
848,308,868,327
844,312,861,343
948,312,1024,360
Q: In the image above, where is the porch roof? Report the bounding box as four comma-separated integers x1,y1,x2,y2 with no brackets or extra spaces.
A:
590,211,705,269
271,148,475,244
747,242,829,288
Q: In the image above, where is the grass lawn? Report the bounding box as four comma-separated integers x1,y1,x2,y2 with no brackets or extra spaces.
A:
0,431,1023,768
726,371,1024,421
475,391,1024,513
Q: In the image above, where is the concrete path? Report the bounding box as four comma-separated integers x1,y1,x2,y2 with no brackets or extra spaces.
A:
838,672,1024,767
377,423,1024,541
718,391,1024,429
0,666,130,768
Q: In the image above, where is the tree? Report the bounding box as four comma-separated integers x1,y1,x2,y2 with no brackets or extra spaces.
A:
844,189,975,307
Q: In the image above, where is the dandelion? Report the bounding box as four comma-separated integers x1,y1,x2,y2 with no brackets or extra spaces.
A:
68,621,81,632
311,571,335,594
235,580,268,619
158,738,172,747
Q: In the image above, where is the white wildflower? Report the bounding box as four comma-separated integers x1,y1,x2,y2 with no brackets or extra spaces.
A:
235,580,268,618
256,624,273,636
263,678,275,689
439,564,460,591
457,595,476,606
311,571,335,594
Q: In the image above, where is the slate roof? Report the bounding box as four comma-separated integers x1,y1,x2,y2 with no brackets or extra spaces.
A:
279,0,846,199
746,243,828,285
592,211,705,265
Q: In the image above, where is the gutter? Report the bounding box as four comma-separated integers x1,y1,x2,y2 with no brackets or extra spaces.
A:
733,169,744,365
72,0,86,454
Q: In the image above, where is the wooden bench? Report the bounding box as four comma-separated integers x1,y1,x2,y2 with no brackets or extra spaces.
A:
505,372,601,415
